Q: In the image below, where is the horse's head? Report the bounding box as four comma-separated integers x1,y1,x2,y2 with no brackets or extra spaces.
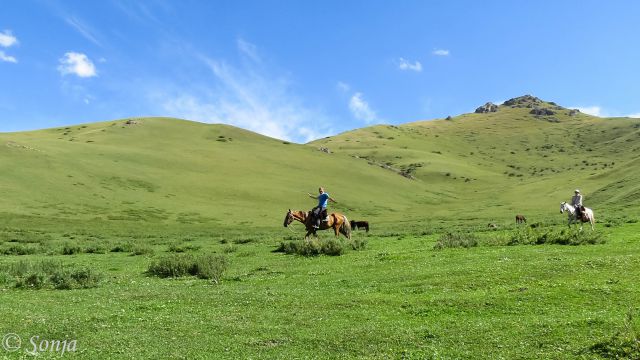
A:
283,209,294,227
560,202,570,214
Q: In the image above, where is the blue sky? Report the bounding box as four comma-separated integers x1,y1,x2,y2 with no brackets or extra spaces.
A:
1,1,639,143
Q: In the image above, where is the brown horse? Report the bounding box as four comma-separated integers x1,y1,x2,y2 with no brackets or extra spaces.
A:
515,214,527,224
283,209,351,239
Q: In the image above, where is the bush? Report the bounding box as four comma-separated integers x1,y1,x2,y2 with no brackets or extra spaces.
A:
130,245,154,256
110,243,133,253
1,243,40,255
275,238,365,256
433,232,478,250
193,254,228,284
1,260,102,290
62,242,82,255
509,228,605,246
147,254,228,283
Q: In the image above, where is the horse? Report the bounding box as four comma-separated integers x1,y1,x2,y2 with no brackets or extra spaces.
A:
515,214,527,224
283,209,351,239
350,220,370,232
560,202,595,231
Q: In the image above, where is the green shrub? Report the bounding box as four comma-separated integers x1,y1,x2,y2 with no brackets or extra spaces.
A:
110,243,133,253
1,243,40,255
509,228,605,246
320,239,344,256
147,254,228,283
275,237,365,256
193,254,228,284
0,260,101,290
62,242,82,255
130,245,154,256
433,232,478,250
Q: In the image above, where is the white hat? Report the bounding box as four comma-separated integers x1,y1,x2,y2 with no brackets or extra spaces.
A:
575,189,580,193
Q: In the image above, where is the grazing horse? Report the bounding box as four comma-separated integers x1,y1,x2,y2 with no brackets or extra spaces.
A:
515,214,527,224
560,202,595,231
283,209,351,239
350,220,370,232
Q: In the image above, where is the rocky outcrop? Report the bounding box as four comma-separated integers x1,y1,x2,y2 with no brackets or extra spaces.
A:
504,95,544,108
475,102,498,113
529,108,556,116
568,109,580,116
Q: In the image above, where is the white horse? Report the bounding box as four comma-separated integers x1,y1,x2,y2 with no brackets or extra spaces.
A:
560,202,595,231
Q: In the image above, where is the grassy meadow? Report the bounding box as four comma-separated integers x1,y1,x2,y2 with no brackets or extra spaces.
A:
1,96,639,358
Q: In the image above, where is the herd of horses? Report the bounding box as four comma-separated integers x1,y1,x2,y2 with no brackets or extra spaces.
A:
283,202,595,240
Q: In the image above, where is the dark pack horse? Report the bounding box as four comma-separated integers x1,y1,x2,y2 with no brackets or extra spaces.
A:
283,209,351,239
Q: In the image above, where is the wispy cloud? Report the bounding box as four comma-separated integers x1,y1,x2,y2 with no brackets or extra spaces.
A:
237,38,260,62
349,92,379,124
433,49,450,56
65,16,102,46
58,52,97,77
154,46,333,143
337,81,350,93
398,58,422,72
626,113,640,118
0,51,17,63
0,30,18,63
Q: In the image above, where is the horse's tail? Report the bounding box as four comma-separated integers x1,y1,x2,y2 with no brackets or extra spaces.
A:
339,215,351,239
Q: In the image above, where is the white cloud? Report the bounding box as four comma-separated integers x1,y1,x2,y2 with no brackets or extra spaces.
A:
398,58,422,72
574,106,602,117
0,30,18,47
626,112,640,118
0,30,18,63
433,49,450,56
0,50,17,63
58,52,97,78
156,55,333,143
349,92,379,124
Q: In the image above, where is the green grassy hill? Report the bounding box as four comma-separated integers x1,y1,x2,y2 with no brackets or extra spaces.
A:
0,117,424,227
314,95,640,220
1,95,639,227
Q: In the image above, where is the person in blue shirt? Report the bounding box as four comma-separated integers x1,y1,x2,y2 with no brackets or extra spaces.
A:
307,187,337,229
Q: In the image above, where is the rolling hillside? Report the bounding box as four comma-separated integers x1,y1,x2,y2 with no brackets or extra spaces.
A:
1,95,639,227
314,95,640,219
0,118,425,227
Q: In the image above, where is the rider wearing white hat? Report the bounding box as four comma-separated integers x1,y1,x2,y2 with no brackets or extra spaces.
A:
571,189,584,218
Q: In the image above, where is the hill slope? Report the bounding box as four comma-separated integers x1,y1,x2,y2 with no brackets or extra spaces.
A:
313,95,640,218
1,96,639,227
0,118,425,226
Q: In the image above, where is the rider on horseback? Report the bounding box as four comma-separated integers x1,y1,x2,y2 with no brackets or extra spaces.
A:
571,189,585,220
308,187,337,229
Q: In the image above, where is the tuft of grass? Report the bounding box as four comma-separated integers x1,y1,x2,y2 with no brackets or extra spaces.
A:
588,309,640,358
167,242,201,253
433,232,478,250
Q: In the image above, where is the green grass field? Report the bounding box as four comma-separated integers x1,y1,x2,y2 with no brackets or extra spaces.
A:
1,96,639,358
